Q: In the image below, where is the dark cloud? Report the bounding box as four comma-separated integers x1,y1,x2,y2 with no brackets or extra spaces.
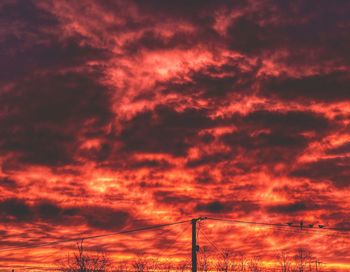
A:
291,158,350,188
227,1,350,63
0,0,57,29
123,30,221,54
98,155,173,171
0,37,111,84
133,0,246,22
318,210,350,230
219,110,331,170
196,201,231,213
327,142,350,155
0,1,111,84
0,198,131,231
186,152,232,168
79,142,113,163
0,198,61,223
260,72,350,102
0,0,114,164
196,171,218,184
48,182,92,199
267,201,319,214
0,72,113,166
0,198,32,222
1,129,76,167
318,211,350,232
34,200,64,221
241,110,331,133
82,206,130,231
221,131,302,169
222,130,308,151
227,17,270,54
120,106,216,156
128,159,172,170
333,221,350,230
0,176,18,190
162,58,259,99
153,191,194,204
195,200,259,214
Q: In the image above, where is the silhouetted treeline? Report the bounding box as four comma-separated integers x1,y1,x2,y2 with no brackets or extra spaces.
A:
58,241,332,272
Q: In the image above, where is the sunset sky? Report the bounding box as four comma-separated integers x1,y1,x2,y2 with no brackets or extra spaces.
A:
1,0,350,270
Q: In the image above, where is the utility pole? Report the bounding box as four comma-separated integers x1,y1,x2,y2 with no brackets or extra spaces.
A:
192,217,207,272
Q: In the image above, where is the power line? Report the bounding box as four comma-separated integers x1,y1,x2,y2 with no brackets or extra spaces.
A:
1,217,349,257
0,220,191,253
207,217,293,228
205,217,350,240
257,225,350,239
206,217,350,233
225,222,350,238
323,226,350,232
158,221,192,257
0,218,177,241
200,227,226,258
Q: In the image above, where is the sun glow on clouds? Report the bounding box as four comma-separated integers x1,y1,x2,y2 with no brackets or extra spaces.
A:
1,0,350,270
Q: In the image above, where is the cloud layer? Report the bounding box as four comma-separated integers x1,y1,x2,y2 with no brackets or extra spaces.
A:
1,0,350,269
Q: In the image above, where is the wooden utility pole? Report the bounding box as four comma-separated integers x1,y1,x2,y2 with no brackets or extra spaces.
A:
192,217,207,272
192,218,197,272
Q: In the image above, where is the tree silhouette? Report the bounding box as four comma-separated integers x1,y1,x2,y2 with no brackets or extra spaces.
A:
57,243,327,272
277,250,292,272
215,250,232,272
59,240,111,272
294,248,312,272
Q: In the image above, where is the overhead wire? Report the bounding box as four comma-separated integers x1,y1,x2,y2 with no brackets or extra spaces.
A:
229,222,350,239
1,217,349,255
0,219,191,253
200,227,227,258
157,221,192,259
204,217,350,241
206,217,350,235
261,225,350,239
